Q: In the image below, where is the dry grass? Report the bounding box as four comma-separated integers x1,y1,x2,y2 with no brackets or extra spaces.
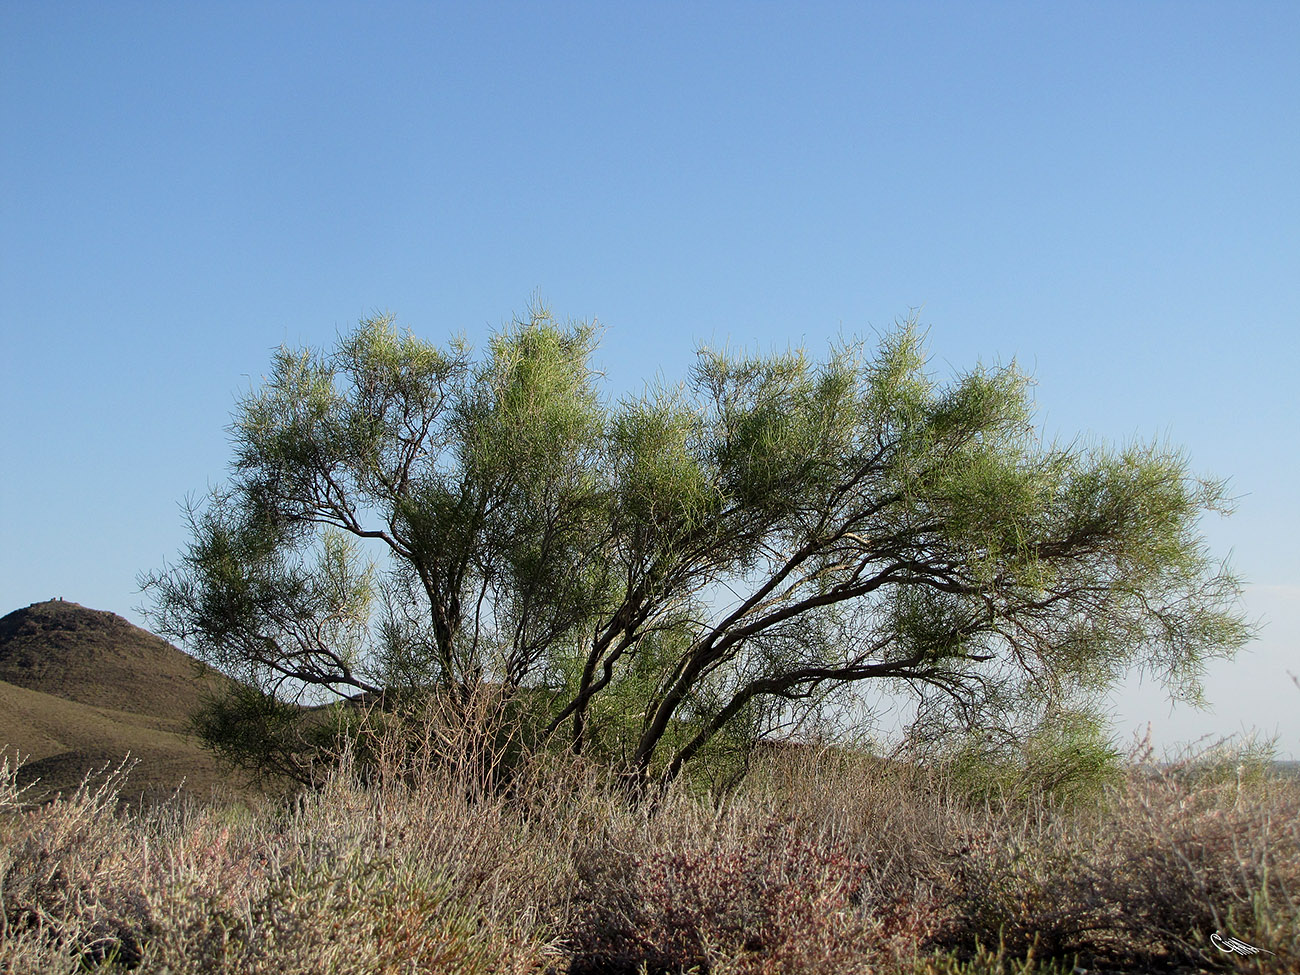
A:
1,714,1297,975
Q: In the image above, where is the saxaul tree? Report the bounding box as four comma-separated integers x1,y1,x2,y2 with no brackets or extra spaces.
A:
143,306,1250,787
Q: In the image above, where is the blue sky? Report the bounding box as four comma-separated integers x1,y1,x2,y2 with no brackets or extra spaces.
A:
2,2,1297,757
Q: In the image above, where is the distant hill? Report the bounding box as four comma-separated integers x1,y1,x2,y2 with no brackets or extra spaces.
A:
0,600,252,804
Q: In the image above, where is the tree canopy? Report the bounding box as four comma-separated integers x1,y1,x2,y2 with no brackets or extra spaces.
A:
143,307,1251,787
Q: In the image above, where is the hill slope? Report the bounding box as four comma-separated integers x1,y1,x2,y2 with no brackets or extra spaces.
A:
0,600,249,803
0,599,226,722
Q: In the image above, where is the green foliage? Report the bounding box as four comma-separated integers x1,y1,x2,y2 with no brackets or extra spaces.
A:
143,304,1251,787
936,708,1124,806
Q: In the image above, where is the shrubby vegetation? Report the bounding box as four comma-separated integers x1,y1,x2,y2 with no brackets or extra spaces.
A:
46,305,1266,972
2,717,1297,974
142,306,1250,788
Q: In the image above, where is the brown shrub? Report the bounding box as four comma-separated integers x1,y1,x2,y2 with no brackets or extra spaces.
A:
929,749,1300,972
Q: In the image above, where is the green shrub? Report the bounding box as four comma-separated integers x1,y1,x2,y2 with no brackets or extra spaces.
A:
938,708,1123,806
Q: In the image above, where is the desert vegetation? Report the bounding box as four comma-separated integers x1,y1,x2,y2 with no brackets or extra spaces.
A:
1,701,1297,974
140,308,1248,793
5,307,1270,973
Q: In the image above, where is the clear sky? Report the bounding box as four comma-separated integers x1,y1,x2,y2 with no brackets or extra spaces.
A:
2,2,1297,758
